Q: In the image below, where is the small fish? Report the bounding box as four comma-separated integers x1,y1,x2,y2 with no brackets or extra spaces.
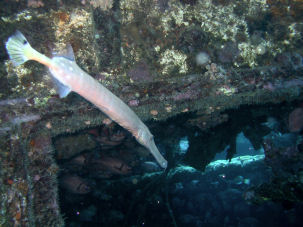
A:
141,161,161,172
90,156,132,175
5,31,167,168
60,174,91,194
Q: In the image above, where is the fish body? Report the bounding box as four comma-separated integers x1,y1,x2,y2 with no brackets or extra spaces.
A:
60,174,91,194
6,31,167,168
141,161,161,172
92,156,132,175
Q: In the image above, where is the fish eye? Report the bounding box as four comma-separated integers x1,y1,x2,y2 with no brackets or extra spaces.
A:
23,40,27,45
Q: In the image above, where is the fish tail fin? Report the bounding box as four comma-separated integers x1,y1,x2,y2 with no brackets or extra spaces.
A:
5,30,34,66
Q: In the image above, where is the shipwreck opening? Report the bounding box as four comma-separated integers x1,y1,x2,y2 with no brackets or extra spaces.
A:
2,97,303,226
47,100,303,226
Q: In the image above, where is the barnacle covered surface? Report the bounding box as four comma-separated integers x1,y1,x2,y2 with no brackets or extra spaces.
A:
0,0,302,135
1,0,303,225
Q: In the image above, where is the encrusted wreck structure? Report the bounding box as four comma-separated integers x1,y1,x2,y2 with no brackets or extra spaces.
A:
1,0,303,226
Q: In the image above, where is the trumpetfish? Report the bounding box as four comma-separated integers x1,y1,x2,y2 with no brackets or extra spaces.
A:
5,31,168,168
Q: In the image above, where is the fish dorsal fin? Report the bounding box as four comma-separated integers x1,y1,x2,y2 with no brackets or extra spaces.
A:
49,70,71,98
52,44,75,61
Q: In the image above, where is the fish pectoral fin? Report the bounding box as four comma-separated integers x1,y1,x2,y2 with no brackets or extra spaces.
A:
50,72,71,98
